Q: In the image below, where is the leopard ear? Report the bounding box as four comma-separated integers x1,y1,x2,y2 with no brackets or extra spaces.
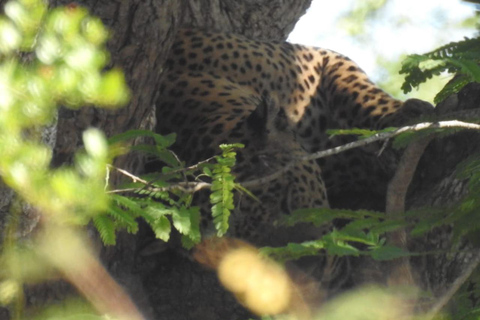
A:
246,95,277,134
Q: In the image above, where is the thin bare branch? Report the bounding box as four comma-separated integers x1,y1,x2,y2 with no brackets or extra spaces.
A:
302,120,480,163
109,120,480,193
145,181,212,193
245,120,480,189
108,182,212,194
151,155,216,177
108,165,149,185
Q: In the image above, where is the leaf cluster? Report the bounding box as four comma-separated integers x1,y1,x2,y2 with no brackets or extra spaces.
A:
205,143,244,236
400,37,480,104
0,0,130,315
0,0,128,225
103,130,199,247
262,208,409,263
105,131,244,247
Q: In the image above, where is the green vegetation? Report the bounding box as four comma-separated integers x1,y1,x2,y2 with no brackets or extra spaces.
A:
401,37,480,104
0,0,479,319
0,1,243,317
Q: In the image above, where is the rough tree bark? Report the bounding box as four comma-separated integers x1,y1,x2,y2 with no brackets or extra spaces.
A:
0,0,479,319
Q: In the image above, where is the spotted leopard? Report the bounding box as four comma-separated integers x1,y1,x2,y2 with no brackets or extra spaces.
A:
155,28,432,243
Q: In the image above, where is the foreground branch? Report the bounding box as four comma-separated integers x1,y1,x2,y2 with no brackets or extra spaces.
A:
111,120,480,193
245,120,480,188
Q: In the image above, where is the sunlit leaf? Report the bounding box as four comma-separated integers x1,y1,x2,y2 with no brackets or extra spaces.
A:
152,215,171,242
0,18,21,54
83,128,107,160
171,207,191,235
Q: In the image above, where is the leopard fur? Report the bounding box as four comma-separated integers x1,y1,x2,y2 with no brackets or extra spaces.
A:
155,28,432,244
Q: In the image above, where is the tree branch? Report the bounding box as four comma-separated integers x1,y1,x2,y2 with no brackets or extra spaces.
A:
246,120,480,189
383,134,435,316
110,120,480,194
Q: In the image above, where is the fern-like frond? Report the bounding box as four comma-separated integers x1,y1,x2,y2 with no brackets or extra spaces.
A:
107,205,138,233
93,214,117,245
400,38,480,103
400,37,480,103
209,143,244,236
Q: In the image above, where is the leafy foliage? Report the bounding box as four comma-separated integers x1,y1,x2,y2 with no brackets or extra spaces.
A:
0,0,129,316
262,207,409,263
105,131,244,246
450,272,480,320
327,127,397,139
0,0,129,227
208,143,244,236
400,37,480,104
0,0,479,319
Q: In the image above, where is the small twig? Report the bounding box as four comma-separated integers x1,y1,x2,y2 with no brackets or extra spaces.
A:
107,188,142,194
107,163,212,194
154,155,216,177
108,182,212,194
425,249,480,320
145,181,212,193
108,165,149,184
241,162,295,188
302,120,480,163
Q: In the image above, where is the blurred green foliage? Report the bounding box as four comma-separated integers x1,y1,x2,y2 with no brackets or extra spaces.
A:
0,0,478,319
0,0,129,317
339,0,387,36
0,0,129,230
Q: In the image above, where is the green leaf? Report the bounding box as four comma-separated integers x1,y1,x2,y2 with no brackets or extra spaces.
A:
281,208,337,227
108,129,176,147
171,207,191,235
370,245,410,261
152,215,171,242
208,143,243,236
202,166,213,177
183,207,201,247
400,36,480,99
368,219,408,234
0,18,21,54
261,240,324,262
434,74,471,105
107,205,138,233
83,128,107,159
342,217,381,231
282,207,384,228
81,16,109,45
111,194,144,217
323,236,360,257
93,215,116,245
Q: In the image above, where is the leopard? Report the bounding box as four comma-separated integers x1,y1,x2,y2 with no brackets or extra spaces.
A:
154,29,433,292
